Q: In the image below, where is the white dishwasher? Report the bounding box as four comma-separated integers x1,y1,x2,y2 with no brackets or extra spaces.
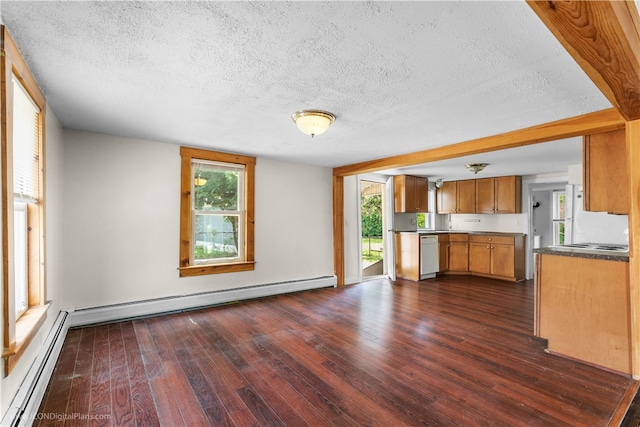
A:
420,234,439,279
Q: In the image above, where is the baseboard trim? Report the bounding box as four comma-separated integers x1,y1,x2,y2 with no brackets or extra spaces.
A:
68,275,337,327
1,310,70,427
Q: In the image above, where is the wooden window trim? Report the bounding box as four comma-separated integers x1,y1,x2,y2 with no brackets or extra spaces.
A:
179,146,255,277
1,26,47,376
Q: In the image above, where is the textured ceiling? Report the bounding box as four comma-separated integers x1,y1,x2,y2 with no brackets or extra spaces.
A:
1,1,611,174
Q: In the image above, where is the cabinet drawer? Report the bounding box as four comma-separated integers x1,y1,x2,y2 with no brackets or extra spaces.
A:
449,233,468,242
469,235,513,245
437,233,450,242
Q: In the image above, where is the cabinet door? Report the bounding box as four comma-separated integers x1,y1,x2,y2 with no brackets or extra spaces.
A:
394,175,415,213
490,243,515,278
438,242,449,272
404,176,417,212
495,176,521,213
437,181,457,213
456,180,476,213
448,242,469,272
469,242,491,274
415,177,428,212
583,129,628,214
475,178,495,213
395,233,419,281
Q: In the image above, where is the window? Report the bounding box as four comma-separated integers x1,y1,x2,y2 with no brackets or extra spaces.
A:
179,147,255,277
1,26,48,376
416,186,436,229
552,190,566,245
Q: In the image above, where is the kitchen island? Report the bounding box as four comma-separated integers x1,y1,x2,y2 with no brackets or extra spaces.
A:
534,246,630,374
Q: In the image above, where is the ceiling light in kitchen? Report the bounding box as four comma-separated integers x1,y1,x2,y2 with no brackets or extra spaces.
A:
292,110,335,137
465,163,489,174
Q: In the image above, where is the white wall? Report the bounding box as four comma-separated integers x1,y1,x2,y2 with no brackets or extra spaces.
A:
0,108,65,415
62,130,334,309
450,213,526,233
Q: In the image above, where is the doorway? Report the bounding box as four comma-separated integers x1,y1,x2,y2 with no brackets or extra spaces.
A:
528,182,567,278
360,179,386,278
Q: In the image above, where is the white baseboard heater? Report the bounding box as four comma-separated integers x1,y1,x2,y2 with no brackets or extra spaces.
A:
69,275,337,327
1,310,71,427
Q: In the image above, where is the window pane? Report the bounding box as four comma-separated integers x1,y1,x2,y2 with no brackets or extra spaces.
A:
193,162,240,211
14,203,28,317
12,76,40,201
194,214,240,262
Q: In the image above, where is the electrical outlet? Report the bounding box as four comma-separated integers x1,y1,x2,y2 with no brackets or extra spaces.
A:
410,218,416,225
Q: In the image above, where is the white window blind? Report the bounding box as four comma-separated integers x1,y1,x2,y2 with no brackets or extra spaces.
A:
12,76,40,201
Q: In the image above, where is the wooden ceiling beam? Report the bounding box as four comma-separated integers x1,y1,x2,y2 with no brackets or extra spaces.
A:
333,108,624,177
527,1,640,121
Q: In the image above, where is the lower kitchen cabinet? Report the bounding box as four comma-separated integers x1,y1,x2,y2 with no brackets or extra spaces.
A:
395,233,420,281
438,234,449,272
535,253,630,374
447,234,469,273
469,235,525,282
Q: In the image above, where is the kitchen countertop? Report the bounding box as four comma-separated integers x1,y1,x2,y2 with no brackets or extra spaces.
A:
533,246,629,262
396,230,526,237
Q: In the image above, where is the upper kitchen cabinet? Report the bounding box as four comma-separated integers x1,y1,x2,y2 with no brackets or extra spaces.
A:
583,129,628,215
475,176,522,214
394,175,428,213
436,179,475,214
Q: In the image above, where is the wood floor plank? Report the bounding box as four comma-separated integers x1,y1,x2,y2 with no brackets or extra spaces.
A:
65,327,96,427
121,322,160,427
35,329,82,425
38,276,634,426
108,324,134,427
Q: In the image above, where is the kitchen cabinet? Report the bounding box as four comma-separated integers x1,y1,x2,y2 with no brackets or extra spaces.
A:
436,180,475,214
475,176,521,213
394,175,428,213
535,253,630,374
469,234,525,281
583,129,628,214
447,234,469,273
395,233,420,281
438,234,449,272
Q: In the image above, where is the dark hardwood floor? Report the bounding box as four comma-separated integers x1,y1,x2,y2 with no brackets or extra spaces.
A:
35,275,635,426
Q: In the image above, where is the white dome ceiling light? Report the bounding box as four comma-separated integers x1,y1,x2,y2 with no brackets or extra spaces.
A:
292,110,336,137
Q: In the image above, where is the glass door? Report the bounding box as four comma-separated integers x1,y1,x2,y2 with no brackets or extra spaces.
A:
360,179,386,278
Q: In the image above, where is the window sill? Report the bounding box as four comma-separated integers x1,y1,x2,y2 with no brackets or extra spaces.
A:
179,261,255,277
2,304,50,377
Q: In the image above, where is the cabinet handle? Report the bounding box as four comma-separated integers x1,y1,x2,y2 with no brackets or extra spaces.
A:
486,245,490,249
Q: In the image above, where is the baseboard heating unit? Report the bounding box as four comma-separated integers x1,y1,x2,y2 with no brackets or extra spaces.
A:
69,275,337,327
1,310,71,427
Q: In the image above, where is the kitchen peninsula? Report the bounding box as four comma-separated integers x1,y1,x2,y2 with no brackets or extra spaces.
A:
534,246,630,374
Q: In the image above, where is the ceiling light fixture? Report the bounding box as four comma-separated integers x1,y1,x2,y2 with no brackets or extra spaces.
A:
292,109,335,137
465,163,488,174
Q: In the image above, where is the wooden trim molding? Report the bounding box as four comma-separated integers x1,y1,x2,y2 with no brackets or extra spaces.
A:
332,175,344,286
1,25,48,376
333,108,625,177
1,304,49,377
626,119,640,378
178,146,256,277
527,1,640,121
